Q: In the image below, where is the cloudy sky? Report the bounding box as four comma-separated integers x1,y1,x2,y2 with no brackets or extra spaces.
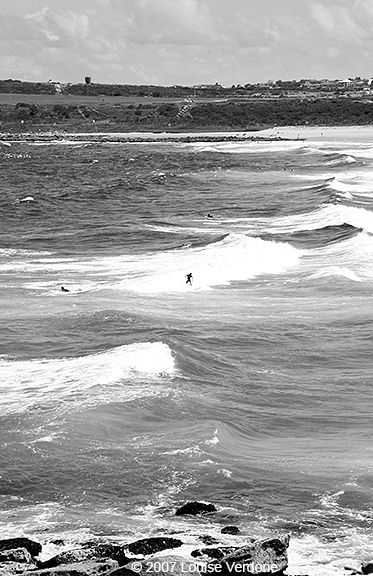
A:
1,0,373,86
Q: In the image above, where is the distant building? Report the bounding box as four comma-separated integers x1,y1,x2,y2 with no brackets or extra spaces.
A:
339,79,354,88
193,83,222,89
48,79,62,94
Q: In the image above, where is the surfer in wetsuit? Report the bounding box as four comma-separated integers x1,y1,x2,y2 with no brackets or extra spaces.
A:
185,273,193,286
61,286,69,292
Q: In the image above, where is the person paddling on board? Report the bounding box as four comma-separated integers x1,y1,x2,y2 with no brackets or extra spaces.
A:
185,272,193,286
61,286,70,292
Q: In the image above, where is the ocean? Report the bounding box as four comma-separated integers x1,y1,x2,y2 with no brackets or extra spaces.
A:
1,127,373,575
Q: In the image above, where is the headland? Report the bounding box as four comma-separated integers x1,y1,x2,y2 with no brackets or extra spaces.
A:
1,84,373,139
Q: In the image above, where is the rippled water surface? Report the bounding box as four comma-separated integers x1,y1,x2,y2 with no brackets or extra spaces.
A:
1,131,373,574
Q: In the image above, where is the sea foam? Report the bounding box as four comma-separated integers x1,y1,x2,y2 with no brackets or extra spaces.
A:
0,342,176,415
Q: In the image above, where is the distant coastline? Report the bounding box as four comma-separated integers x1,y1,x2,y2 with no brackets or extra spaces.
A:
2,125,373,145
1,92,373,136
0,130,296,144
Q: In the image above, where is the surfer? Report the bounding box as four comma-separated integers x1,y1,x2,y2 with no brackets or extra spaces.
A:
185,273,193,286
61,286,69,292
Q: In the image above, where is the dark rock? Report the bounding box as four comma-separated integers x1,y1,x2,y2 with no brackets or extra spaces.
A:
39,544,132,569
27,559,118,576
344,566,363,575
93,544,131,566
122,555,198,576
127,537,183,556
209,534,290,575
221,526,240,535
106,568,138,576
175,502,217,516
198,536,219,546
191,549,202,558
0,537,42,557
0,547,32,563
38,549,93,568
362,563,373,575
191,547,237,560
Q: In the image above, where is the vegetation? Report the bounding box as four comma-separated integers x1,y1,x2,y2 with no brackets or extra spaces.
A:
1,79,373,132
1,77,372,99
0,80,55,95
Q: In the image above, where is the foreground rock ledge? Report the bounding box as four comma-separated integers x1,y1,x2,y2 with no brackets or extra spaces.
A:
0,534,290,576
112,536,290,576
209,534,290,575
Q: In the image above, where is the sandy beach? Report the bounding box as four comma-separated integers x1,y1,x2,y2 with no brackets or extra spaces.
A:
259,124,373,143
2,125,373,145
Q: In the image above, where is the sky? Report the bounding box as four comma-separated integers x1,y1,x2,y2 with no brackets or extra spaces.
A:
1,0,373,86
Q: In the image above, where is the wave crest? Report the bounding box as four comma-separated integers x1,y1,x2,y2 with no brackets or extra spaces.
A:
0,342,176,415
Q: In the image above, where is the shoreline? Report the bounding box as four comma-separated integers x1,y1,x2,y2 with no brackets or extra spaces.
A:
0,130,296,144
1,125,373,144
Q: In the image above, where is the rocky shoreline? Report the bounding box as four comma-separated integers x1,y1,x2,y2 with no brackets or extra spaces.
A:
0,131,298,145
0,502,371,576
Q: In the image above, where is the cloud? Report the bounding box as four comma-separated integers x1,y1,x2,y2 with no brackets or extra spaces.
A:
309,2,366,39
94,0,217,45
3,0,373,86
309,3,335,32
24,6,90,42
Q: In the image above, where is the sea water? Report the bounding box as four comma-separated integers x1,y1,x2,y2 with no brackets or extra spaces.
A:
1,129,373,574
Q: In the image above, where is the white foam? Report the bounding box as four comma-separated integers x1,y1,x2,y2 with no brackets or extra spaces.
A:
1,233,300,294
120,233,300,293
0,342,176,415
190,139,306,154
340,145,373,159
289,532,373,576
190,202,373,239
305,231,373,281
310,266,362,282
268,203,373,235
328,177,373,196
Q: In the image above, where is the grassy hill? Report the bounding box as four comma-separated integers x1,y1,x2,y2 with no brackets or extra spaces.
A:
1,91,373,133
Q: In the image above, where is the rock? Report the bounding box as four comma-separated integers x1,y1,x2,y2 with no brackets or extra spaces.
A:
27,558,118,576
362,563,373,575
39,543,132,569
221,526,240,535
175,502,217,516
191,547,237,560
127,537,183,556
0,547,32,563
92,544,131,566
210,534,290,575
106,568,138,576
80,543,131,567
198,536,219,546
0,537,42,557
122,555,199,576
38,548,93,569
344,565,363,575
0,561,38,575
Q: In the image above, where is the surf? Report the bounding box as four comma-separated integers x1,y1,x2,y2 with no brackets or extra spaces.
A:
0,342,176,416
